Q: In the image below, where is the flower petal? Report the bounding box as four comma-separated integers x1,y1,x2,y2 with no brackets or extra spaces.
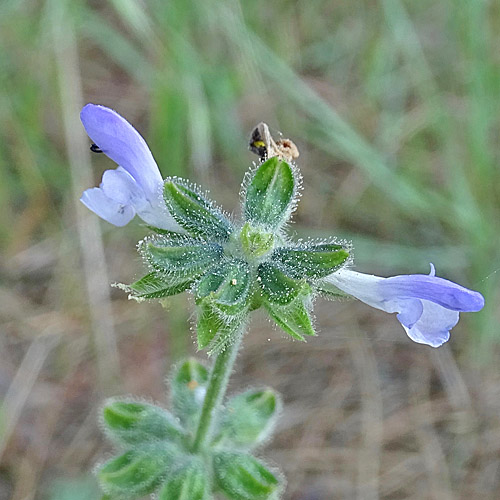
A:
382,273,484,312
323,267,484,348
133,198,181,231
395,299,423,329
80,104,162,198
322,269,385,310
80,187,135,226
402,300,458,347
101,167,148,208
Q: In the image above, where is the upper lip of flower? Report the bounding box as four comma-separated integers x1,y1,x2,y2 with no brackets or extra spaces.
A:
80,103,163,198
381,272,485,312
324,264,484,313
79,103,180,230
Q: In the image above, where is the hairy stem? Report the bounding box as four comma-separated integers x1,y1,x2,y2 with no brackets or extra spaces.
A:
191,334,243,452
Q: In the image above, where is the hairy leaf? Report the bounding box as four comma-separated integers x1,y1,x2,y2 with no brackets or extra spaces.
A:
164,178,233,241
271,243,349,279
244,157,296,229
264,294,315,341
213,452,281,500
101,399,184,446
157,457,209,500
214,389,281,449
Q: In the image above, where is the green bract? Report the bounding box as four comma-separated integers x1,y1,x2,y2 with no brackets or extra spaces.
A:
170,358,209,432
196,259,251,313
163,178,233,241
92,123,353,500
271,243,349,278
258,262,304,305
122,155,350,350
264,291,316,341
243,156,296,230
97,443,179,498
125,272,193,299
143,238,223,277
240,222,274,258
196,302,247,352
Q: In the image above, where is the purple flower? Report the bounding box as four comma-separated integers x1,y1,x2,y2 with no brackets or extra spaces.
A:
324,264,484,347
80,104,179,230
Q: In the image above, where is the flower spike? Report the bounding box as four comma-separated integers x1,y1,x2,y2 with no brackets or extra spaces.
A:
80,113,486,500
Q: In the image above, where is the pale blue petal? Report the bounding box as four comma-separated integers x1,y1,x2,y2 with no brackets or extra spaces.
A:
323,267,484,348
80,104,162,198
395,299,423,329
381,273,484,312
403,300,458,347
99,168,181,231
323,269,384,310
80,187,135,226
134,197,181,230
101,167,148,208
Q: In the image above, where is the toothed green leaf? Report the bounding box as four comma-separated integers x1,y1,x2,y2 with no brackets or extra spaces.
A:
257,262,303,305
264,293,315,341
196,302,246,351
196,259,251,314
244,157,296,229
144,239,223,279
126,272,193,299
213,452,281,500
271,243,349,279
164,178,233,241
170,359,209,431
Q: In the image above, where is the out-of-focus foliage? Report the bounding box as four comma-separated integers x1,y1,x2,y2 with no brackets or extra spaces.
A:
97,361,282,499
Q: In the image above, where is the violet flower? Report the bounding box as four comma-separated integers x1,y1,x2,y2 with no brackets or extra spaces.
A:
80,104,179,230
324,264,484,347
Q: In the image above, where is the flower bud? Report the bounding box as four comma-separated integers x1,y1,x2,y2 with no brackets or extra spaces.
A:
243,157,298,230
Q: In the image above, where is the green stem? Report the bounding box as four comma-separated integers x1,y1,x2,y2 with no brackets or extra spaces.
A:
191,334,243,452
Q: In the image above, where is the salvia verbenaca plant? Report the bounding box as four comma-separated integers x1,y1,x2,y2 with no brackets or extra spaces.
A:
80,104,485,500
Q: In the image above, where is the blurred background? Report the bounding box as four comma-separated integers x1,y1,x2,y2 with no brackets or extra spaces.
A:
1,0,500,498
